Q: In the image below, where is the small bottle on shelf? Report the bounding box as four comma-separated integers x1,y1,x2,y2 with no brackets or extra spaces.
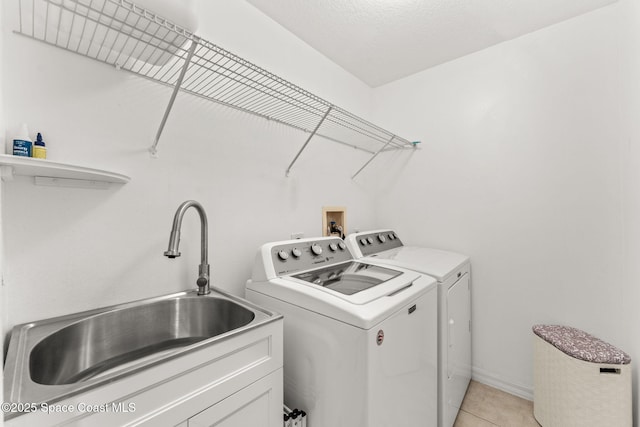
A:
33,132,47,159
12,123,33,157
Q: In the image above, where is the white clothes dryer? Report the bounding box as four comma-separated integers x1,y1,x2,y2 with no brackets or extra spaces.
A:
246,236,438,427
345,230,471,427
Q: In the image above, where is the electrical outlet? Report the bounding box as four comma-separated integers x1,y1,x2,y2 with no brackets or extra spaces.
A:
291,232,304,239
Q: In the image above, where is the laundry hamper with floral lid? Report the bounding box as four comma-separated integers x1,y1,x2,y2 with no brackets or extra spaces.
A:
532,325,632,427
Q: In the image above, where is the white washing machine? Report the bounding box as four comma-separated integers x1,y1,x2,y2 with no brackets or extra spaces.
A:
345,230,471,427
246,236,438,427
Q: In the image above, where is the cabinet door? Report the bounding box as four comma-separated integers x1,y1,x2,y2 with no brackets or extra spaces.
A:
188,369,283,427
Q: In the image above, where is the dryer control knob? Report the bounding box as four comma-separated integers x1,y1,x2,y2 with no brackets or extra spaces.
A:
360,238,368,246
378,234,386,243
366,237,374,244
338,242,346,250
292,248,302,258
277,250,289,261
329,243,338,251
310,244,323,256
388,233,395,240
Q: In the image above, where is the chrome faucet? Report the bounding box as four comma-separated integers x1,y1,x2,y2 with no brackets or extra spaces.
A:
164,200,211,295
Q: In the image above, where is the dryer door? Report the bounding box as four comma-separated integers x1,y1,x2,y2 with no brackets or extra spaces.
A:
445,273,471,427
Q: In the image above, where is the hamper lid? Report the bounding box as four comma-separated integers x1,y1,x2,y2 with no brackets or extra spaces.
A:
532,324,631,365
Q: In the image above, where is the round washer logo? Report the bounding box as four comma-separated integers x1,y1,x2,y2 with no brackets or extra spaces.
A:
376,330,384,346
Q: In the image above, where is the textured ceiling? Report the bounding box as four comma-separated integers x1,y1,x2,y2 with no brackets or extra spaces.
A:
245,0,618,87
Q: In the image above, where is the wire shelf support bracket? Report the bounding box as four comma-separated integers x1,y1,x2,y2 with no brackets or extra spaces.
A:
285,106,332,177
149,37,198,157
351,135,395,180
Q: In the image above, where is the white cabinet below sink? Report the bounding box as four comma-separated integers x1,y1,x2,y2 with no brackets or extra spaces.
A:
5,318,283,427
178,370,282,427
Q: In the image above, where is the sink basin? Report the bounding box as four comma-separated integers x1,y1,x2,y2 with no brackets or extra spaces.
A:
3,289,280,408
30,297,255,385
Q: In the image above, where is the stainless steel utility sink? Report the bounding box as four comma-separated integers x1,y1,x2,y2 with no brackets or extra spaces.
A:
3,290,280,408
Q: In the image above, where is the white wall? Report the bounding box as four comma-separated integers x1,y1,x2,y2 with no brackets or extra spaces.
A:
0,0,379,332
371,0,636,411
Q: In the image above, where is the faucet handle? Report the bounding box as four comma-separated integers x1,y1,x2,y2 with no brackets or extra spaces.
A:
196,273,210,295
196,275,209,287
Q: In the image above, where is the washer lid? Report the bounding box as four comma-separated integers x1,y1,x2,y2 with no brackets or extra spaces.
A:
289,261,420,305
292,261,402,295
247,273,436,329
370,246,468,282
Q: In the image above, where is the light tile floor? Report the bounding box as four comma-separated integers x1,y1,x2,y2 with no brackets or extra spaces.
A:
453,381,541,427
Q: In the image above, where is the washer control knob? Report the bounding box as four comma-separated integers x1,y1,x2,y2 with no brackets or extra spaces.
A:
360,238,368,246
277,250,289,261
338,242,346,250
366,237,374,244
388,233,395,240
292,248,302,258
329,243,338,251
310,244,323,256
378,234,386,243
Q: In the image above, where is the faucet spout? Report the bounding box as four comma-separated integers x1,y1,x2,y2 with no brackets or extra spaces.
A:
164,200,210,295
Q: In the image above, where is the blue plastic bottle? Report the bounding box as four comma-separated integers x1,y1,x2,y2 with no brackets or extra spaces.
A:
12,124,32,157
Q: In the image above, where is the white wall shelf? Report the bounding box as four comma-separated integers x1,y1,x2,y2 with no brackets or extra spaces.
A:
0,154,130,188
14,0,418,178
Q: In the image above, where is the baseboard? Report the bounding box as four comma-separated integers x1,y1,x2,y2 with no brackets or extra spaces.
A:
472,366,534,401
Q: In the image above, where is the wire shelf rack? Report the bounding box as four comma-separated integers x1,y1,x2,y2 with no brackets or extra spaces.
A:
15,0,418,177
